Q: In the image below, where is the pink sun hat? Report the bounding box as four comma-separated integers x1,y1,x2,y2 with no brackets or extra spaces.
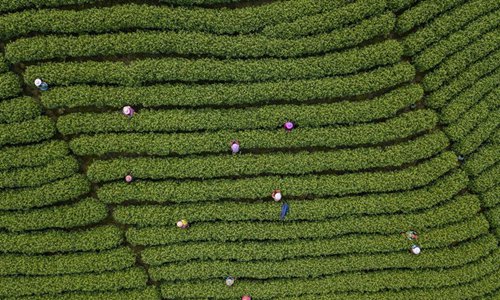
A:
122,106,134,116
242,296,251,300
284,121,294,131
125,175,133,183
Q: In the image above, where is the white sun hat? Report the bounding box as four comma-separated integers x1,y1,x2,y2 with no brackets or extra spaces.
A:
34,78,42,87
273,192,282,201
411,245,421,255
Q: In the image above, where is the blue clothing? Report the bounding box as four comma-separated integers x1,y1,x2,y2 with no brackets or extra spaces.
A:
280,203,289,220
39,82,49,91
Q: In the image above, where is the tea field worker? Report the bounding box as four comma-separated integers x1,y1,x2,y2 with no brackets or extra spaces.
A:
284,121,295,132
410,244,421,255
400,230,418,241
242,296,251,300
34,78,49,91
122,105,135,117
225,276,235,287
231,140,240,154
272,189,282,202
125,174,133,183
280,202,289,220
176,219,189,229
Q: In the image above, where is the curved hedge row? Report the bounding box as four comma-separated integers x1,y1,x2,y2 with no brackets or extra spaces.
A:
0,156,78,189
471,162,499,193
0,198,107,232
444,88,497,141
388,0,417,11
396,0,467,34
0,225,122,254
88,132,448,182
42,61,414,109
414,9,500,71
0,140,68,171
440,70,500,122
0,97,40,124
481,186,500,208
402,0,500,56
25,39,403,86
5,12,395,63
126,194,480,246
0,175,90,210
422,28,500,92
140,215,488,265
464,144,500,177
56,84,422,135
70,109,437,157
0,55,7,73
15,287,160,300
0,116,55,147
98,152,457,205
150,235,496,281
426,50,500,109
453,108,499,155
113,170,467,225
158,250,499,298
0,0,344,39
0,247,135,276
0,0,103,14
0,267,148,298
0,72,20,100
277,266,500,300
261,0,386,39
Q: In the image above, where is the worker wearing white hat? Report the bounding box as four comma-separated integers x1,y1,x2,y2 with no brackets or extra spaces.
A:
34,78,49,91
410,244,421,255
176,219,189,229
272,189,282,202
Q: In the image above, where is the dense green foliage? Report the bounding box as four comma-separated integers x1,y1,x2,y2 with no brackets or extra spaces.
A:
56,84,421,135
42,62,414,109
0,247,135,276
0,0,497,299
402,0,500,56
0,175,90,210
4,12,395,63
0,226,123,254
261,0,386,38
0,156,78,189
140,215,488,264
396,0,467,33
0,268,148,298
99,152,457,204
0,140,68,171
70,110,437,156
414,8,500,71
0,72,20,100
0,0,344,39
88,132,448,182
0,116,55,147
0,198,107,231
113,170,467,225
25,40,403,86
0,96,40,124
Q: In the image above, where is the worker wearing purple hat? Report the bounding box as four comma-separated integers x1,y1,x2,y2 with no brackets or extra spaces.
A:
122,106,135,117
284,121,294,132
230,140,240,154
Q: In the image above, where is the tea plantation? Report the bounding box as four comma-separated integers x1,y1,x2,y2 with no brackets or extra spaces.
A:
0,0,499,299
